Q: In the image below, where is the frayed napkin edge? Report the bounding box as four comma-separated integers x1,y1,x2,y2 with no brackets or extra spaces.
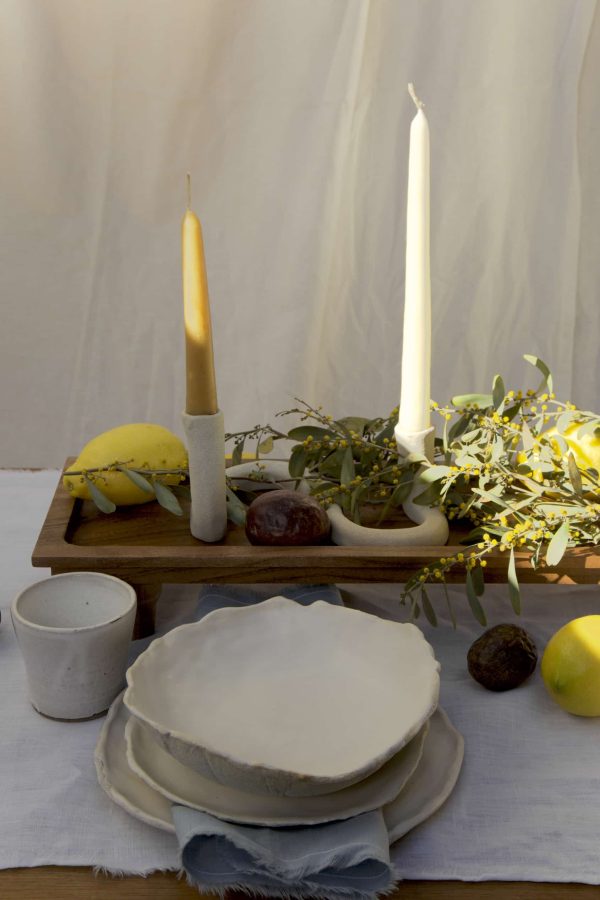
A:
178,864,403,900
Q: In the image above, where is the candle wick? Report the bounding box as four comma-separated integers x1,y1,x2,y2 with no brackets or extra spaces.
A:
186,173,191,210
408,83,424,111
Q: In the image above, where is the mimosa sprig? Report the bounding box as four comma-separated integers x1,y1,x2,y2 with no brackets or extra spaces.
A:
64,460,187,515
225,355,600,625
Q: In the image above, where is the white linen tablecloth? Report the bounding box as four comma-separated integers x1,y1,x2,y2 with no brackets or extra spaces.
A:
1,470,599,881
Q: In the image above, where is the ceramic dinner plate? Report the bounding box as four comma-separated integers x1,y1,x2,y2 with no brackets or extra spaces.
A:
124,596,441,797
95,690,174,833
384,705,464,842
125,714,428,827
95,692,463,842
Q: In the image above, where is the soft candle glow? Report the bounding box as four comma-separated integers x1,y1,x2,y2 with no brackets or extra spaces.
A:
183,174,218,415
398,83,431,435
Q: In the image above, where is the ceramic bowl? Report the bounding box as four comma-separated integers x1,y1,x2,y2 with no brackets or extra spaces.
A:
124,716,428,826
124,596,440,797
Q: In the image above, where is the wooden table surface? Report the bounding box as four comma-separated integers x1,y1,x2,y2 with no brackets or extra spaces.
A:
3,869,600,899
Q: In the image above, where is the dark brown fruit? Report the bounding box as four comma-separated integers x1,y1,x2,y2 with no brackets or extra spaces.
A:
245,490,331,546
467,624,537,692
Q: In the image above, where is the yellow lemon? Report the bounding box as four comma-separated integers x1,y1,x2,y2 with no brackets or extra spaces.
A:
544,422,600,483
541,615,600,716
63,424,188,505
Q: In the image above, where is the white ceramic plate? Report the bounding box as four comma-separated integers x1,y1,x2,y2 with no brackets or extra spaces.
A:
94,690,174,833
124,596,440,797
385,706,464,843
124,716,428,827
95,693,463,842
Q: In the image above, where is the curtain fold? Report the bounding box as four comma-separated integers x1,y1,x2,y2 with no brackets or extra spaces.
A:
0,0,597,466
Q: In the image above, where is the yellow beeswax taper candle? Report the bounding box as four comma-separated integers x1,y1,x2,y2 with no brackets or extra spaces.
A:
183,175,218,415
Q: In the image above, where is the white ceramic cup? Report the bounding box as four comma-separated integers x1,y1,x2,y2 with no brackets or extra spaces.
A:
11,572,137,720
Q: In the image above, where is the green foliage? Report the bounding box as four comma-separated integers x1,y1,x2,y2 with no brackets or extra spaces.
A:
225,355,600,626
70,354,600,627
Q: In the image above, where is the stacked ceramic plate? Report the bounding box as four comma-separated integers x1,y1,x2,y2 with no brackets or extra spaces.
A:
95,597,464,842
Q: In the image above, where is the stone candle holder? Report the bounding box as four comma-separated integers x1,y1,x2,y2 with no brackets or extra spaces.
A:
227,426,449,548
182,410,227,542
326,424,449,547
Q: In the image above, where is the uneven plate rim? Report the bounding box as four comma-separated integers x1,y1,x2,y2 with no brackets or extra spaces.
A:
96,694,463,843
124,596,440,791
124,716,429,827
94,690,175,834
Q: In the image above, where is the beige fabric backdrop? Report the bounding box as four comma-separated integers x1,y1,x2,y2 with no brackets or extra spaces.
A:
0,0,598,467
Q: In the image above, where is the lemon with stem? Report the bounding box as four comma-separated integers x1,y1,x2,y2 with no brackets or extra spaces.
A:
63,424,187,506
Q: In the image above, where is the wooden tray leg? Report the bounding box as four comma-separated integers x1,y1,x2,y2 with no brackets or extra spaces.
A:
129,583,162,639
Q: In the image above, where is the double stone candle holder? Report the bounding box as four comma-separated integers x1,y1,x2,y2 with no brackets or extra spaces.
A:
182,410,227,543
227,424,449,548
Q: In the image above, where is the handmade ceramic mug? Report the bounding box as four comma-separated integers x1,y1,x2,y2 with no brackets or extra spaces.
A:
11,572,136,720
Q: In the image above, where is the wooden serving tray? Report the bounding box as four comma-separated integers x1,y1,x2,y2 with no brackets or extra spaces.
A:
32,460,600,637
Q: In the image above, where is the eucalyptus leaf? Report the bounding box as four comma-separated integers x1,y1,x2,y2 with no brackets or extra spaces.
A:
258,436,274,455
557,411,576,433
232,442,244,466
470,563,485,597
521,419,535,452
459,430,481,445
340,447,355,486
523,354,553,394
336,416,371,435
350,485,365,523
289,446,307,478
119,467,155,495
546,521,570,567
452,393,493,409
421,587,438,626
449,414,474,441
492,375,506,412
466,570,487,625
85,477,116,514
373,421,396,443
508,547,521,614
503,401,522,422
567,452,583,496
418,465,452,484
577,420,600,439
226,486,247,525
453,453,481,468
442,581,457,629
153,480,183,516
309,480,335,494
490,436,505,462
318,447,345,476
287,426,334,442
513,473,545,495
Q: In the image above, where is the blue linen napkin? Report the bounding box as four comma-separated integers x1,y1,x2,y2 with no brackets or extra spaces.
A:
140,584,399,900
173,804,396,900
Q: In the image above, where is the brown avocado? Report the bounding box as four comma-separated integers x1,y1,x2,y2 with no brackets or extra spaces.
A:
467,624,537,691
245,490,331,546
